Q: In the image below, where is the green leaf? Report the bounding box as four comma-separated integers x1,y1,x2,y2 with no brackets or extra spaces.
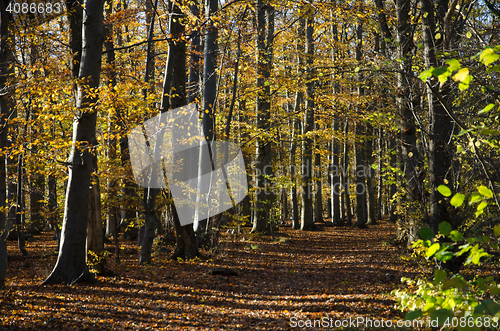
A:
436,250,454,261
405,309,423,321
478,128,500,135
437,185,452,197
494,224,500,237
430,309,454,326
446,59,460,71
427,243,440,258
487,64,500,72
475,300,500,315
469,192,482,204
477,201,488,211
450,193,465,207
450,230,464,242
490,285,500,296
480,48,500,66
419,67,434,82
443,277,467,290
457,128,474,137
439,222,452,235
478,103,495,114
434,269,447,285
419,227,435,241
478,185,493,198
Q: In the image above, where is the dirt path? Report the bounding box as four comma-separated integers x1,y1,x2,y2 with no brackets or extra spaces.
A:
1,221,422,330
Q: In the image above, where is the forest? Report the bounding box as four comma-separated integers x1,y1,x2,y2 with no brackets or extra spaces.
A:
0,0,500,329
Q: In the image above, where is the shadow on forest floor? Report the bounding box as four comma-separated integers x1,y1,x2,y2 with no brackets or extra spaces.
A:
1,220,436,330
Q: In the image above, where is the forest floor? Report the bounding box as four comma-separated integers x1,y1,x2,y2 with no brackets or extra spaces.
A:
1,220,430,330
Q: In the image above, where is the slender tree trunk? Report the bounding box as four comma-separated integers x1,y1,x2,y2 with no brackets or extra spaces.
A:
354,5,367,228
66,0,83,79
43,0,105,285
377,128,384,221
331,120,341,225
366,125,376,225
314,143,323,223
194,0,218,234
422,0,455,233
290,17,304,230
290,118,300,229
300,5,316,231
343,120,352,225
252,0,275,233
188,0,201,104
0,0,12,289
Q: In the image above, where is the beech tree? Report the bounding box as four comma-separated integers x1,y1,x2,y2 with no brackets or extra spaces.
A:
43,0,105,285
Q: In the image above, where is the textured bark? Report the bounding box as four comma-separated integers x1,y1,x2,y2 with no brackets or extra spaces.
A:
140,0,193,263
374,0,393,54
188,0,201,104
377,128,384,221
252,0,275,233
43,0,105,285
0,0,12,289
343,121,352,225
331,120,341,225
299,5,316,231
314,151,323,223
354,6,367,228
422,0,455,233
87,155,104,273
65,0,83,79
195,0,218,234
290,17,305,230
366,125,376,225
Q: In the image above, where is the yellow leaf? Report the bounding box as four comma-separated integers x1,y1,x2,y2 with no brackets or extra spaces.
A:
452,68,469,82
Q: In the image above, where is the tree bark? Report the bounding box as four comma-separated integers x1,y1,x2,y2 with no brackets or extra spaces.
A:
422,0,455,233
43,0,105,285
366,125,376,225
354,4,367,228
343,120,352,225
188,0,201,104
331,120,341,225
194,0,218,234
252,0,275,233
300,5,316,231
0,0,13,289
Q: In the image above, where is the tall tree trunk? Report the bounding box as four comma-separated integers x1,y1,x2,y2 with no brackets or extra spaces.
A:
188,0,201,104
290,17,305,230
377,128,384,221
43,0,105,285
395,0,423,243
66,0,83,79
421,0,455,233
252,0,275,233
343,120,352,225
300,5,316,231
366,125,376,225
354,5,367,228
0,0,12,289
314,150,323,223
290,117,300,229
331,120,341,225
194,0,218,234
